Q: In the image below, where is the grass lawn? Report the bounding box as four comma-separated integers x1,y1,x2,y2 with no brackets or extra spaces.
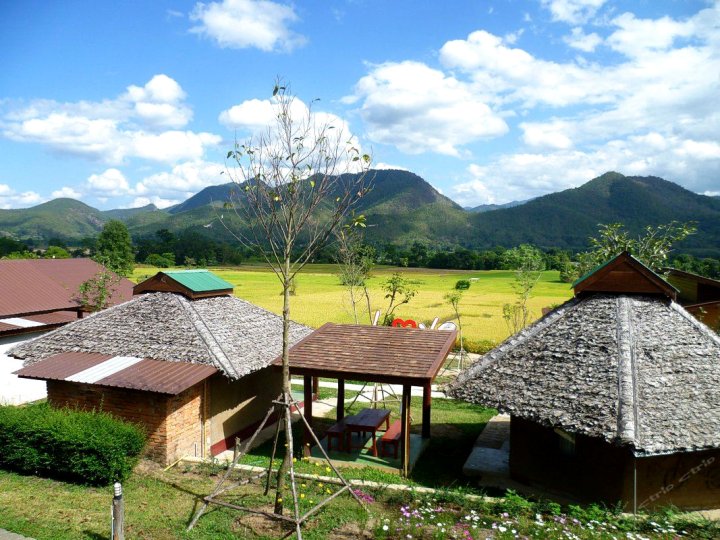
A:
2,461,718,539
1,392,717,539
133,264,572,343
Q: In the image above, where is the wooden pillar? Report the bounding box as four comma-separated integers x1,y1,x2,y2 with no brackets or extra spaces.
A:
400,384,412,477
303,375,313,457
312,376,319,398
422,383,431,439
337,379,345,422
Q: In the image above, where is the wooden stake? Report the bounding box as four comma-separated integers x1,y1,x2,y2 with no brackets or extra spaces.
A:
401,385,412,477
111,483,124,540
422,383,432,439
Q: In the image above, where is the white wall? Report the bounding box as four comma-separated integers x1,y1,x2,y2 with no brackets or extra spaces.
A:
0,333,47,405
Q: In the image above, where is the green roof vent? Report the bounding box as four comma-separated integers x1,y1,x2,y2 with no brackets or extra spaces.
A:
133,269,234,299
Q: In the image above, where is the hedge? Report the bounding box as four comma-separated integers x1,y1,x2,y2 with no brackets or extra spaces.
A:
0,402,146,486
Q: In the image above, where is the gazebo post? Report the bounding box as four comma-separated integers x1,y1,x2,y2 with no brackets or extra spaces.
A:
303,375,313,456
422,382,431,439
312,376,319,398
400,384,412,476
337,378,345,422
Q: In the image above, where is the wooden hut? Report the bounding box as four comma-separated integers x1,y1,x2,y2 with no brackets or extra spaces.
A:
449,252,720,510
665,268,720,330
11,270,312,464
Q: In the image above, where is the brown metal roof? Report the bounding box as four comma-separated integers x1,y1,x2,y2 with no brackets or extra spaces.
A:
0,310,82,338
0,261,78,316
14,351,217,395
16,351,113,380
274,323,458,385
0,259,134,318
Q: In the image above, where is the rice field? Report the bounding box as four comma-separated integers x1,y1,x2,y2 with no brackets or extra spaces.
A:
132,264,573,344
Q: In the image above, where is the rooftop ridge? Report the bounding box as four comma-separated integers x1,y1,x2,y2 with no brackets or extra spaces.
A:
174,294,240,379
615,296,637,446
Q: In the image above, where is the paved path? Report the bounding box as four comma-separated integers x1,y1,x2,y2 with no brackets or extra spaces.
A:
0,529,33,540
0,337,46,405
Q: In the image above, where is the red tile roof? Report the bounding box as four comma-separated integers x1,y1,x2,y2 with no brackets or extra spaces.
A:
15,351,217,395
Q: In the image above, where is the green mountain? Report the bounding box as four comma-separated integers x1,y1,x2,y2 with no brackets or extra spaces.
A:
101,203,159,220
467,199,530,212
1,170,718,256
167,183,237,214
0,198,104,241
469,172,720,256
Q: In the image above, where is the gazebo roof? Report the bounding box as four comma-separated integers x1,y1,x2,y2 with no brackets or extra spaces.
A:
276,323,457,385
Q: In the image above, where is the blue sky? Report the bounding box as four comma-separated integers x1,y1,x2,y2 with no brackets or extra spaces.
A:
1,0,718,210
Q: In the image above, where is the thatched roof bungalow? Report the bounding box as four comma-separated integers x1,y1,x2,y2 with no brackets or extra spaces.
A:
449,252,720,510
11,270,312,464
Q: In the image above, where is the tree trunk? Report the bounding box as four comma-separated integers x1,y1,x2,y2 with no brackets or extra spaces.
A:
364,287,373,324
274,262,292,515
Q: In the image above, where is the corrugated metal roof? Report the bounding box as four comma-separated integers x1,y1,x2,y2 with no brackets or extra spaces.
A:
0,261,79,316
162,270,234,292
0,259,134,318
14,351,217,395
275,323,457,384
0,310,81,337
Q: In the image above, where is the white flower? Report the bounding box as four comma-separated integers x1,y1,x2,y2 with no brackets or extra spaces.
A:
499,526,507,532
382,525,389,531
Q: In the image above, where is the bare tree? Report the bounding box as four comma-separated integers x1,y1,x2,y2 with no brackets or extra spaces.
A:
335,223,375,324
221,81,371,517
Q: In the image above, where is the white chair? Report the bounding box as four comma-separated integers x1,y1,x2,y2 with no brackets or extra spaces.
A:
437,321,457,332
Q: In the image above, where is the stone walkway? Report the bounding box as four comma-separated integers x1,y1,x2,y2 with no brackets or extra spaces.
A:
0,529,33,540
462,414,511,482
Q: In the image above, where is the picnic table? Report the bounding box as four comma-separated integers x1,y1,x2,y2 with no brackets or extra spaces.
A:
344,408,391,457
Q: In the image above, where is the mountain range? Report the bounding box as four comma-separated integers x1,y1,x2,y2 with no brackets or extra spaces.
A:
1,170,719,257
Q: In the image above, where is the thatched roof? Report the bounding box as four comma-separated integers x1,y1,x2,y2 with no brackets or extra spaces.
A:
448,294,720,456
10,292,313,380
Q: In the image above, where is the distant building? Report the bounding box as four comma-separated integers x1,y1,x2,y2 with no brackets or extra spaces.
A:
665,268,720,330
450,252,720,510
0,258,133,404
11,270,312,464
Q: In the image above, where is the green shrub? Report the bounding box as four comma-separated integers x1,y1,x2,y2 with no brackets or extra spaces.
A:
456,338,495,355
454,279,471,291
0,403,146,486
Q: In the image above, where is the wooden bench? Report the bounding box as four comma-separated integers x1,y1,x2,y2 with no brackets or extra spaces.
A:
380,420,403,459
326,420,346,452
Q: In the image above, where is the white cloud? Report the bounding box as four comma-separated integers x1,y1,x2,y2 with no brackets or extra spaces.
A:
563,27,602,52
1,75,217,165
136,160,225,195
51,186,82,199
0,184,43,209
123,74,191,128
374,162,410,171
349,1,719,191
351,61,508,156
219,97,367,173
131,131,221,163
87,168,131,195
607,13,695,58
219,98,277,129
190,0,305,52
541,0,607,24
451,132,720,206
520,120,573,149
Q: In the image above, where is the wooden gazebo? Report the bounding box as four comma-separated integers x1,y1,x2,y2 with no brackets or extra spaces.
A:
275,323,457,475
